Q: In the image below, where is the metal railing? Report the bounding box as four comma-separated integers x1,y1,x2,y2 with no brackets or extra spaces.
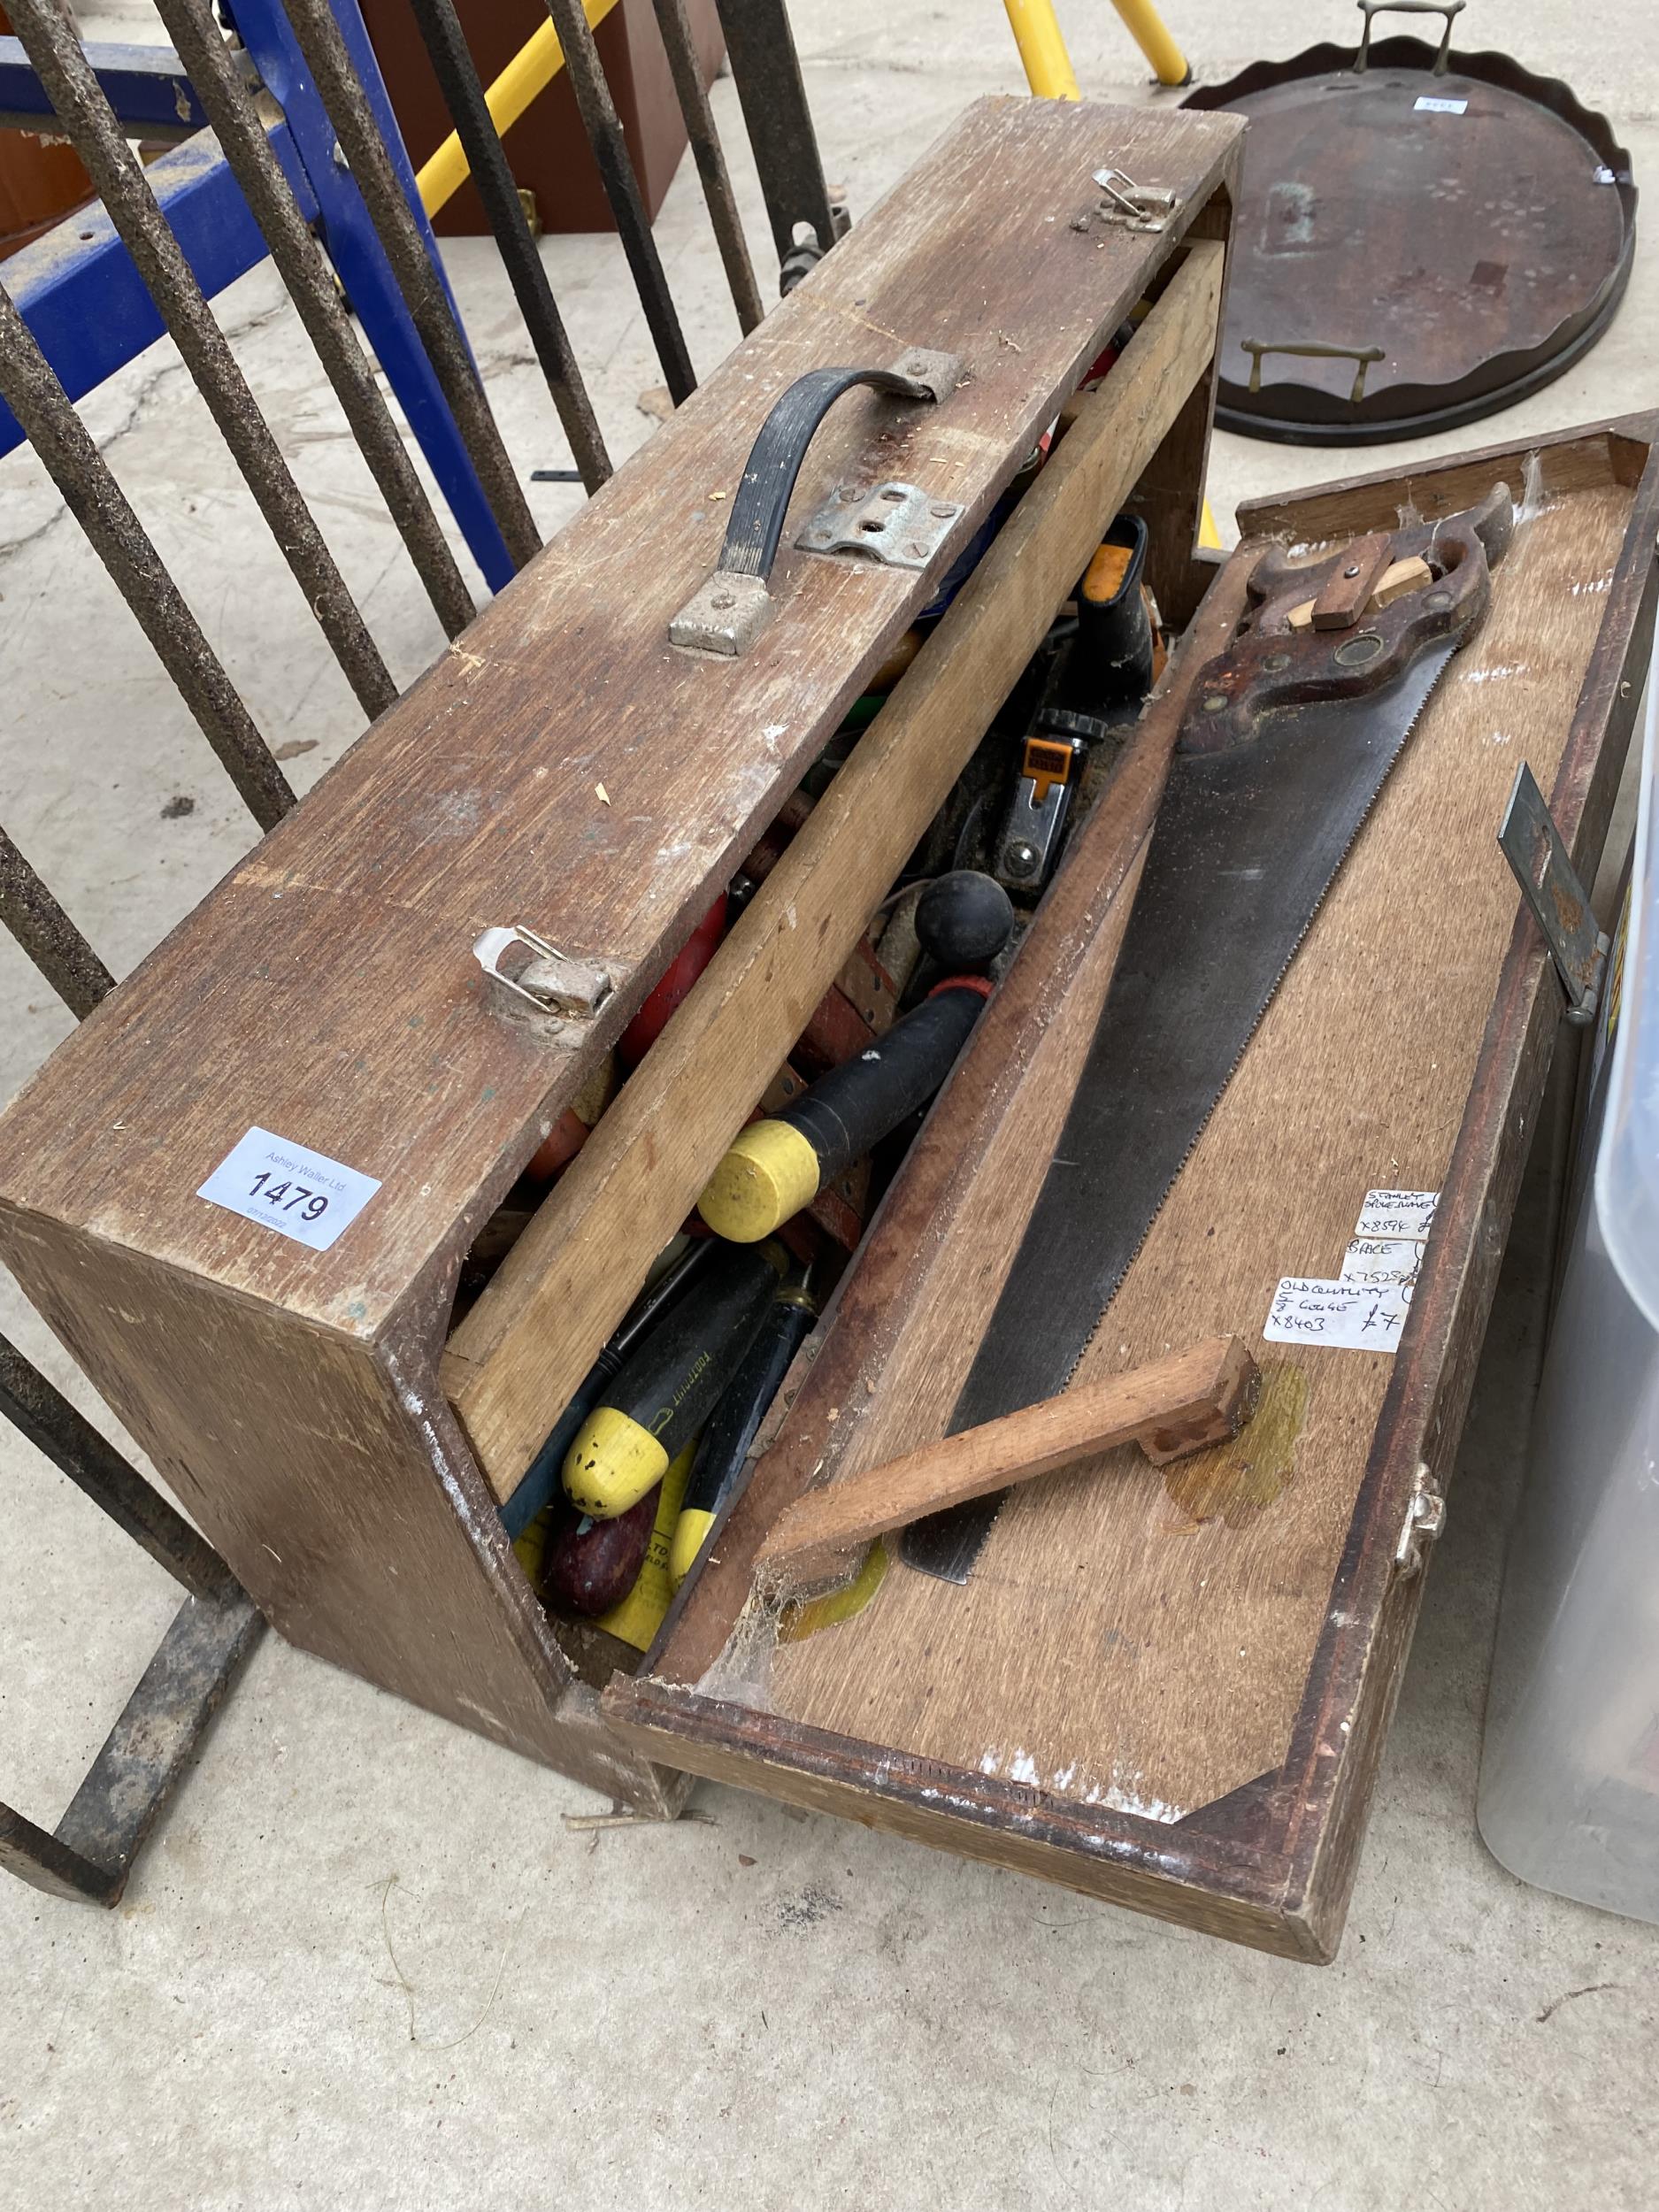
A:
0,0,836,1902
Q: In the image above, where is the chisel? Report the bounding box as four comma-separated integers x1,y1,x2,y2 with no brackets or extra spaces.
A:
668,1273,818,1590
563,1239,787,1518
500,1237,711,1540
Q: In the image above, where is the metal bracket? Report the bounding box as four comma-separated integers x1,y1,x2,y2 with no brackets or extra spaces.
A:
1497,762,1609,1026
796,480,964,570
473,925,613,1019
1092,165,1180,233
1394,1461,1447,1577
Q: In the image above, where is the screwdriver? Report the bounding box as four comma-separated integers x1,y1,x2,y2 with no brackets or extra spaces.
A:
696,872,1011,1244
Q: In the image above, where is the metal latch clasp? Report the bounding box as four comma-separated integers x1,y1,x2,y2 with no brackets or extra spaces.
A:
1092,165,1180,233
473,925,612,1019
1497,762,1609,1026
1394,1462,1447,1577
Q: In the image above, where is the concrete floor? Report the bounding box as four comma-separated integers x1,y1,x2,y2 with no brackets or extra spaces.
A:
4,2,1658,2203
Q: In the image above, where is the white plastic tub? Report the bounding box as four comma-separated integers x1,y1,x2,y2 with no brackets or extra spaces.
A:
1478,648,1659,1922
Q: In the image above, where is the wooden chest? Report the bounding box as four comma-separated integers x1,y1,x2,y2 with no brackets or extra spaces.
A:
0,96,1652,1957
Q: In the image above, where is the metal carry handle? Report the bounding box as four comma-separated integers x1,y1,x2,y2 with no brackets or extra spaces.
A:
1240,335,1386,404
670,346,960,655
1354,0,1465,73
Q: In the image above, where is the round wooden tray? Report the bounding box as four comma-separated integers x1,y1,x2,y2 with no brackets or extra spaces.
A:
1184,16,1638,443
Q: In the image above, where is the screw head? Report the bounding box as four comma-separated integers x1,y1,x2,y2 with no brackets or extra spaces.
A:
1424,587,1453,611
1006,841,1039,878
1262,651,1292,673
1202,692,1229,714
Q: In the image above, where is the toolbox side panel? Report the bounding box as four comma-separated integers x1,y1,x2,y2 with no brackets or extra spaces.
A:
0,1203,673,1805
604,1684,1324,1962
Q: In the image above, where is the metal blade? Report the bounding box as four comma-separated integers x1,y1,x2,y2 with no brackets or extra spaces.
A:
902,643,1454,1583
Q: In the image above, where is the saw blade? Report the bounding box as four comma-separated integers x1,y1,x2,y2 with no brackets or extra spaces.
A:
900,641,1454,1584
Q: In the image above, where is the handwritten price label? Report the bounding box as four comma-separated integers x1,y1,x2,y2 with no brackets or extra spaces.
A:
1355,1189,1439,1240
1263,1276,1413,1353
196,1127,380,1252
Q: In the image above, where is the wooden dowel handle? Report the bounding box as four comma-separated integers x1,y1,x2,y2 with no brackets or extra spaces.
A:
753,1333,1260,1585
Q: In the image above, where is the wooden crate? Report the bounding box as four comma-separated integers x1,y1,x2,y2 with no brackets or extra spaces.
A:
607,418,1659,1956
0,101,1240,1813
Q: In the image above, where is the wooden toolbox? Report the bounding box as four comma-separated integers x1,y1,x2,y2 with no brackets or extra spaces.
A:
0,96,1653,1959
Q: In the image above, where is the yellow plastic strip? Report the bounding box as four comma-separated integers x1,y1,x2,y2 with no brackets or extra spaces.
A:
1002,0,1081,100
1109,0,1190,88
416,0,623,219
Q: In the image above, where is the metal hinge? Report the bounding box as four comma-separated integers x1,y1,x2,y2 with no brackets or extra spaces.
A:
1394,1462,1447,1577
1497,762,1609,1026
473,925,612,1020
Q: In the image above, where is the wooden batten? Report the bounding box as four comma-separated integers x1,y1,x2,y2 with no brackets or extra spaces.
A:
751,1336,1260,1590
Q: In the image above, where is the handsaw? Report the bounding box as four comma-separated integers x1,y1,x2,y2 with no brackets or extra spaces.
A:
902,485,1514,1583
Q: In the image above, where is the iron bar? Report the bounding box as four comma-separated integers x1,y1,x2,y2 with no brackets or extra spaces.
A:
712,0,839,269
2,1582,265,1907
0,826,113,1020
1,1802,119,1905
277,0,541,571
0,283,295,829
541,0,696,403
7,0,397,721
402,0,611,492
649,0,764,335
153,0,476,640
0,1332,233,1601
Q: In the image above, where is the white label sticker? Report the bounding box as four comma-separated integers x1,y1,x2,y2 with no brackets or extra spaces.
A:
1355,1188,1439,1240
196,1126,381,1251
1340,1237,1425,1287
1264,1276,1413,1352
1414,94,1467,113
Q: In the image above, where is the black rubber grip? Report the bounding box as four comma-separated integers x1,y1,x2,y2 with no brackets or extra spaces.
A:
779,982,987,1187
1068,511,1155,708
681,1291,817,1521
602,1241,784,1464
718,365,939,582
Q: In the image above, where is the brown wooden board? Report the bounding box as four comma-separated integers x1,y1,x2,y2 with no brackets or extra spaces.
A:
0,101,1239,1801
611,419,1659,1950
